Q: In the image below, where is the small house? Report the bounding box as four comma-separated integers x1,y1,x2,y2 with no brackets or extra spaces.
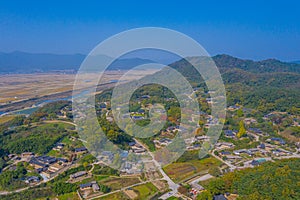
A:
224,130,236,138
75,147,88,154
25,176,40,184
70,171,87,179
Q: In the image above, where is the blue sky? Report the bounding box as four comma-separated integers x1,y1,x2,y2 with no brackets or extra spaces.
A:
0,0,299,60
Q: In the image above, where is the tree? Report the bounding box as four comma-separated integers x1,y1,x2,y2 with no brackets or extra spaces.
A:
83,162,89,170
167,107,181,121
197,191,213,200
289,106,300,115
214,151,219,156
237,109,244,117
0,163,28,190
209,166,221,177
107,130,118,142
0,158,6,171
99,184,111,193
52,182,78,195
208,178,225,195
218,159,300,199
237,120,246,138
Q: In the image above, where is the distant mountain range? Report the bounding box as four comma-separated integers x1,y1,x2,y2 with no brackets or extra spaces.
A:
0,51,155,73
0,51,299,74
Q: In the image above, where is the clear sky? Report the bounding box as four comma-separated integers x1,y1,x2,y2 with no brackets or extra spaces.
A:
0,0,299,61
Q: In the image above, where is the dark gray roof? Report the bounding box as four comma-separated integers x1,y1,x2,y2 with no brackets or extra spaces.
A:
224,130,235,136
80,182,92,188
71,171,87,178
259,143,266,149
271,137,285,144
36,155,57,164
221,151,231,155
249,128,262,134
26,176,40,182
57,158,68,163
29,158,48,167
75,147,88,152
251,160,260,166
128,141,136,146
213,194,227,200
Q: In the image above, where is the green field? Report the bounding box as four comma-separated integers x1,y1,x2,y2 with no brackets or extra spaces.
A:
94,175,110,182
100,177,141,190
57,192,80,200
95,192,130,200
132,182,158,199
166,197,181,200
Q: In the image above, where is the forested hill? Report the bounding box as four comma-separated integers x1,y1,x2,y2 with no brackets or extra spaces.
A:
168,55,300,88
213,54,300,73
169,54,300,77
167,55,300,113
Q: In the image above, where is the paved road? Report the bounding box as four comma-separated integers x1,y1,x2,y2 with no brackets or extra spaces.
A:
42,120,76,126
247,132,259,142
188,174,213,185
0,186,30,195
275,154,300,159
134,140,179,190
133,139,180,199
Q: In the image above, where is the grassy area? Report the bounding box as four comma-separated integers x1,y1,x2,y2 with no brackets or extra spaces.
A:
166,197,181,200
94,175,109,182
132,182,158,199
281,126,300,143
0,115,16,124
47,149,63,157
57,192,80,200
198,177,216,188
163,156,222,183
61,136,73,145
47,121,75,130
95,192,130,200
76,177,94,185
99,177,140,191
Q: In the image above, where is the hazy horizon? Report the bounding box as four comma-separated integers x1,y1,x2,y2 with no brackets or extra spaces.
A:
1,1,300,61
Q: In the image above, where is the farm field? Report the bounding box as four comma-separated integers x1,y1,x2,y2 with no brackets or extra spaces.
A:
163,156,222,183
0,70,158,106
57,192,80,200
0,115,16,124
99,177,141,191
95,192,130,200
131,182,158,199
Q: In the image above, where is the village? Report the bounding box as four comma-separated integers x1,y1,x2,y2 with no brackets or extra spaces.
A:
64,93,300,200
0,89,299,200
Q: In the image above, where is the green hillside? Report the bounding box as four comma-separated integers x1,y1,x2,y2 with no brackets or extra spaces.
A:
167,55,300,113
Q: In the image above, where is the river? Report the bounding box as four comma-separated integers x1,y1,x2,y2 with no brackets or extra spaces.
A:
1,89,90,116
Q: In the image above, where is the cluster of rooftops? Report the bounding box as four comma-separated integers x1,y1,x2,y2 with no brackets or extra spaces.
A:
29,155,68,168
